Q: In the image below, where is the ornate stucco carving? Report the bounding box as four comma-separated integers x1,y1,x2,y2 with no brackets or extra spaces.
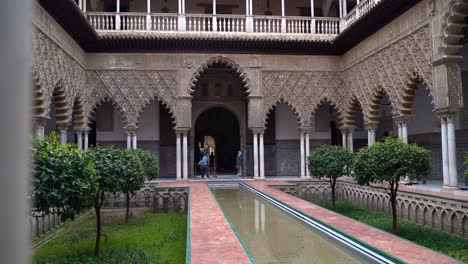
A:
32,29,86,126
189,56,251,95
262,71,345,128
84,70,178,128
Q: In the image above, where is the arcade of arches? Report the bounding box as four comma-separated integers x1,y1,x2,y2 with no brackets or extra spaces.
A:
32,0,468,189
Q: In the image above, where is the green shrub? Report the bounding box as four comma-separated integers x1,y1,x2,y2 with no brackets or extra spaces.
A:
134,149,158,180
353,137,431,233
32,133,97,220
308,145,353,209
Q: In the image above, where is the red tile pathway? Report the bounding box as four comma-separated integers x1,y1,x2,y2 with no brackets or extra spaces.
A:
244,180,459,264
159,181,251,264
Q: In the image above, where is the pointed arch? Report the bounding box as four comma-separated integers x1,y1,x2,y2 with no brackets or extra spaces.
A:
32,74,46,119
439,0,468,58
367,87,396,123
397,73,436,115
263,98,302,128
313,97,345,127
86,96,131,129
71,96,86,130
189,56,250,95
135,96,176,128
51,84,69,125
343,95,367,127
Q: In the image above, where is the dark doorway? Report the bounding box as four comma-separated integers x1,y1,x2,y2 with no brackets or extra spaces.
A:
195,107,240,175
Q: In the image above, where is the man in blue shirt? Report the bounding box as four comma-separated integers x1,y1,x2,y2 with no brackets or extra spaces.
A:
198,152,209,179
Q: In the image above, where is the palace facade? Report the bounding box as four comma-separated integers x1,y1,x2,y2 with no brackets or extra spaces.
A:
33,0,468,187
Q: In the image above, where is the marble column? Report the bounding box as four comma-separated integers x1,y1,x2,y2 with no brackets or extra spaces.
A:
347,128,354,152
84,130,89,151
446,114,458,188
76,131,83,150
176,131,182,181
401,122,408,144
259,131,265,179
396,117,409,144
305,131,310,178
300,132,305,178
132,132,137,149
34,117,47,138
183,131,188,180
341,129,347,148
126,132,132,149
439,115,449,187
365,122,377,146
253,132,259,179
58,124,69,144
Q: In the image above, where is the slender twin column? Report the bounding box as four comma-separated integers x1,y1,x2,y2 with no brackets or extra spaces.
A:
252,129,265,179
439,114,458,188
365,122,378,146
57,124,69,144
34,117,47,139
126,130,137,149
175,129,189,181
299,129,311,178
395,117,409,144
76,131,83,150
340,127,354,151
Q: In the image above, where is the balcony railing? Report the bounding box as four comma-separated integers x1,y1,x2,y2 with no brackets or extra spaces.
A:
342,0,383,31
86,13,341,35
85,0,381,36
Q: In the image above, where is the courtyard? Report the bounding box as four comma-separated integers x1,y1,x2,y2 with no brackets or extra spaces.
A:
3,0,468,263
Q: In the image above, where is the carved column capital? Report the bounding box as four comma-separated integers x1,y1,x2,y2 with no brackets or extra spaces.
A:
364,122,378,131
251,128,265,135
393,115,410,126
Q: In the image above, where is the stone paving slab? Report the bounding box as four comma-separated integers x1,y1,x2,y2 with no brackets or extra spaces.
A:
159,181,251,264
244,180,459,264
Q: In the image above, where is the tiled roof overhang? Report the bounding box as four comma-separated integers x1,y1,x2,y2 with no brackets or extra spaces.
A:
38,0,421,55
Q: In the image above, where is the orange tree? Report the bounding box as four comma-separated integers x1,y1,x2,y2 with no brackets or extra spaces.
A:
308,145,354,210
88,146,123,256
353,137,430,233
32,133,97,220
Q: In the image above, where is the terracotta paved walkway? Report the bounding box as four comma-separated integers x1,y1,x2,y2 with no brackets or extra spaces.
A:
159,182,251,264
244,180,459,264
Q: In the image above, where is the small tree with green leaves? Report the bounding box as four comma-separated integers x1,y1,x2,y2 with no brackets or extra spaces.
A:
134,148,158,180
32,133,97,220
353,137,431,233
118,149,146,223
88,146,123,256
308,145,354,210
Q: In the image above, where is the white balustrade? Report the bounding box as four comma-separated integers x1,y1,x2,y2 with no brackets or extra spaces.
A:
186,14,213,32
253,16,282,33
315,18,340,35
86,13,349,36
342,0,382,31
120,13,147,31
217,15,246,32
151,14,179,31
87,12,117,30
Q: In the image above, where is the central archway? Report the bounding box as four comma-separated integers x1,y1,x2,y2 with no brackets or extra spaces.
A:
194,107,240,175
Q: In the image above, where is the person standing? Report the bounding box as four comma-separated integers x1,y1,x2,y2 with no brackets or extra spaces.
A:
236,150,243,177
198,152,209,179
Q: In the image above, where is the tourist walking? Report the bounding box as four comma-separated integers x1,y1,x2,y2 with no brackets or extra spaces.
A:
236,150,243,176
198,152,209,179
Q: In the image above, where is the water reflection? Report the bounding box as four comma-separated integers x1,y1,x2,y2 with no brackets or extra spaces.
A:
212,188,375,264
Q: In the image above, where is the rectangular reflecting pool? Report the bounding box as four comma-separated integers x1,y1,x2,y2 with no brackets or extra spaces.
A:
211,184,392,264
